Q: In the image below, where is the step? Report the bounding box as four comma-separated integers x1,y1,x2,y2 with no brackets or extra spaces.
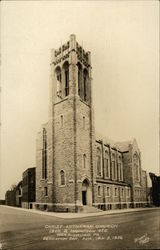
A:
81,205,102,213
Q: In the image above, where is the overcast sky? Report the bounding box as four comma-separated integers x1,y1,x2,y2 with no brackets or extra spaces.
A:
0,1,159,198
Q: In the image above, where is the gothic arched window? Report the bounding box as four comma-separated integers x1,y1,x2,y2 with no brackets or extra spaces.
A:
60,170,65,186
56,66,61,82
42,128,47,179
96,147,101,176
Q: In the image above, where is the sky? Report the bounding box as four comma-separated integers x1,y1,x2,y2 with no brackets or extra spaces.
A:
0,1,159,198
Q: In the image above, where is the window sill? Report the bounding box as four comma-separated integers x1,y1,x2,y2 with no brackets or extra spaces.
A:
97,175,103,178
104,176,110,179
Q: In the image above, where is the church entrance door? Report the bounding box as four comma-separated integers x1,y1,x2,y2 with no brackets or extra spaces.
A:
82,178,91,206
82,191,87,205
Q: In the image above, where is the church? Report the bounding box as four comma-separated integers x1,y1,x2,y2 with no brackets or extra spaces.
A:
35,34,148,212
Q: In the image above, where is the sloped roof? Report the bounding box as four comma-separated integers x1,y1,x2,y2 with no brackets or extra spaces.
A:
95,131,115,147
114,141,133,152
95,131,133,152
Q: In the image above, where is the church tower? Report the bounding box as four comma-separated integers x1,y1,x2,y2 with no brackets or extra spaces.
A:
36,34,95,212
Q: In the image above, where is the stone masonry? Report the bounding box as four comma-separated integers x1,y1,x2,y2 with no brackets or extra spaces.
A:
35,35,148,212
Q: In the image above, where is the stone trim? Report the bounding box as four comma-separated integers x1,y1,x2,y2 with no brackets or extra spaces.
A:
92,201,147,205
96,179,129,186
35,202,78,206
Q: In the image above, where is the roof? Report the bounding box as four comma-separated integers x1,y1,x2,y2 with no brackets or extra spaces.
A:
95,132,115,147
23,167,36,176
95,131,133,152
114,141,133,152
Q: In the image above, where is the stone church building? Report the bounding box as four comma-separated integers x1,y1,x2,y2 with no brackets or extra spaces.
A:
35,34,148,212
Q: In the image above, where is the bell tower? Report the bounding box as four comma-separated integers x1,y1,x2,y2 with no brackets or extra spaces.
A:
37,34,95,212
50,34,92,105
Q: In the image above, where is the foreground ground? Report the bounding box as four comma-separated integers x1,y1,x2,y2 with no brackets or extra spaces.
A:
0,206,159,250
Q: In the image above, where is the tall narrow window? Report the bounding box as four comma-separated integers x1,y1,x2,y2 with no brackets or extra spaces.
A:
42,128,47,179
55,67,62,98
97,148,101,176
136,164,139,180
60,115,63,128
83,116,85,129
44,187,48,196
121,188,124,197
133,153,140,181
63,62,69,97
118,155,123,181
98,186,101,196
78,63,82,97
112,154,116,180
83,69,88,101
104,150,110,178
115,187,118,196
65,68,69,96
84,76,86,101
83,154,86,168
57,70,61,82
106,187,110,197
78,70,81,96
60,170,65,186
127,188,130,197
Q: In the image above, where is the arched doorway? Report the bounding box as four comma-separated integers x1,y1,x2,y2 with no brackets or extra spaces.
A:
82,179,91,206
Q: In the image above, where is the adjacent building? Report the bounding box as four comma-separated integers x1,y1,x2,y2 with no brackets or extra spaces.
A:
22,167,36,209
15,181,22,207
5,189,16,207
35,34,148,212
149,173,160,206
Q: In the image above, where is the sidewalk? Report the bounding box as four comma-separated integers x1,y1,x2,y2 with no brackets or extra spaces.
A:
1,205,159,219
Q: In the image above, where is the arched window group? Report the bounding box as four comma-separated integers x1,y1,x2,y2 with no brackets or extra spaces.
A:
96,147,123,181
42,128,47,179
55,61,88,101
96,148,102,176
60,170,65,186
